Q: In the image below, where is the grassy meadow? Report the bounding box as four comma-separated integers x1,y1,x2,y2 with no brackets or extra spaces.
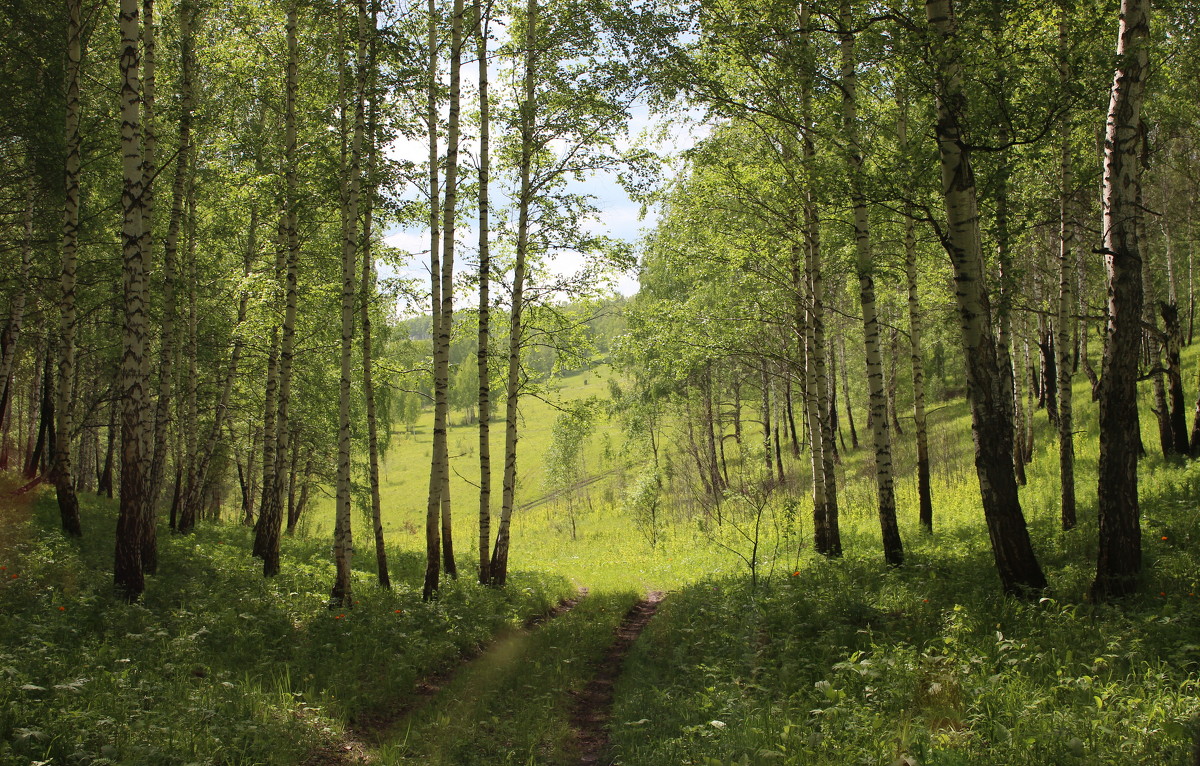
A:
2,351,1200,764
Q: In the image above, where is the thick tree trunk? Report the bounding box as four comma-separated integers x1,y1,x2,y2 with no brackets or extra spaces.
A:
490,0,537,588
54,1,83,538
927,0,1045,596
115,0,151,601
842,0,900,566
1092,0,1149,601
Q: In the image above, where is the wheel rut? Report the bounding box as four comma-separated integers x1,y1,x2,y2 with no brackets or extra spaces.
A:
570,590,665,766
301,587,589,765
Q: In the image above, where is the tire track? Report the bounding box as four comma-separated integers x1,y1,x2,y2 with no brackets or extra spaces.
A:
571,590,665,765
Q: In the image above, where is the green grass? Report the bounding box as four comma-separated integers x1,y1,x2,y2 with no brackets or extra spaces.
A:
601,360,1200,766
374,590,641,765
4,350,1200,765
0,486,575,766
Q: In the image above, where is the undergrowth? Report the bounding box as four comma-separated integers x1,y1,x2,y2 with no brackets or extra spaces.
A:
610,457,1200,766
0,486,574,766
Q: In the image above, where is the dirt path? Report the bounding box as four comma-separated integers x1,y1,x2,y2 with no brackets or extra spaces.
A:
302,588,589,766
570,590,665,766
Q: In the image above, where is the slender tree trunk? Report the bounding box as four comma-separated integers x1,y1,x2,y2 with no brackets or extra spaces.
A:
361,0,389,589
839,337,858,448
0,176,34,459
332,1,365,608
422,0,443,599
28,338,54,479
703,366,723,495
54,0,84,537
115,0,151,601
842,0,900,566
148,0,193,528
288,452,314,534
801,104,841,554
760,362,773,476
476,0,493,586
252,238,282,554
784,376,800,457
887,324,903,435
99,398,115,498
436,0,465,580
183,189,200,523
1161,303,1189,452
926,0,1046,595
180,200,252,533
1056,10,1077,531
796,242,828,553
257,5,300,577
490,0,537,588
901,100,933,532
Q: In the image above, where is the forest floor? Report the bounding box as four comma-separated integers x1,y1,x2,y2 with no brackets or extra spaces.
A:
345,588,665,765
303,588,596,765
4,365,1200,765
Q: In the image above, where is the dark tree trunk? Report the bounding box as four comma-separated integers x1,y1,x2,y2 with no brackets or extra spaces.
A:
1161,303,1189,453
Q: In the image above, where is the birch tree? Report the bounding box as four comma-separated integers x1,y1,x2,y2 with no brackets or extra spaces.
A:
1092,0,1150,601
925,0,1046,595
53,0,84,538
841,0,901,566
115,0,151,601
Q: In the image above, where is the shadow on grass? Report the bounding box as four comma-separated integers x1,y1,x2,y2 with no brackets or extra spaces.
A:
1,486,574,766
611,479,1200,766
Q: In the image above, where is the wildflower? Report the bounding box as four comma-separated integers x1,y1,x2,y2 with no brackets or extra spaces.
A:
335,614,344,620
58,606,65,611
792,571,800,577
1162,536,1169,541
922,599,929,603
10,574,16,579
1160,592,1166,597
394,609,402,614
